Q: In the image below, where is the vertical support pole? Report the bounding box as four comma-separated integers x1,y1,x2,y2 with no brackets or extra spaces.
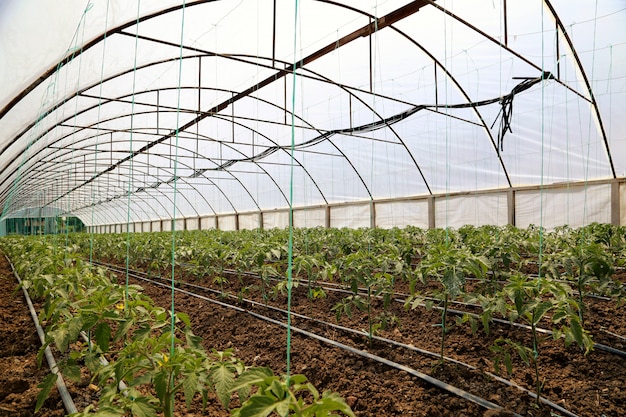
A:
507,189,516,226
235,214,240,231
259,211,264,230
197,217,201,231
428,196,435,229
370,201,376,229
325,206,331,229
611,181,620,226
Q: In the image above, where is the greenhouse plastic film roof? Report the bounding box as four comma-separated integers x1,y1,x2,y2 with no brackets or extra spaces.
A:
0,0,624,226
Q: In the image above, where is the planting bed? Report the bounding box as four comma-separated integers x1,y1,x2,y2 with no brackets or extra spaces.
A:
1,224,626,417
0,257,71,417
117,262,626,417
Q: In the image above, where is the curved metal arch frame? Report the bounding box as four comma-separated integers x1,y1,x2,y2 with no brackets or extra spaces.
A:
0,0,613,224
0,0,433,218
4,165,163,225
426,0,615,178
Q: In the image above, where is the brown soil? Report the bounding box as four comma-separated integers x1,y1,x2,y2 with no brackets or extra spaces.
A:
1,253,625,417
0,258,68,417
130,265,626,417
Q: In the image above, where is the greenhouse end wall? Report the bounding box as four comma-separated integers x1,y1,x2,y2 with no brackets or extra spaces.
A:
87,179,624,234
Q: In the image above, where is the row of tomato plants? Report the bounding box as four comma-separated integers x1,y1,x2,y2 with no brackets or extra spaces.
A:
0,237,355,417
64,223,626,408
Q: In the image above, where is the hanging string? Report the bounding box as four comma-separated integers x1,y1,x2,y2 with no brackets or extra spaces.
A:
369,5,379,238
90,0,111,263
171,0,187,357
125,0,142,307
444,0,451,243
582,0,600,231
65,3,91,251
285,0,300,389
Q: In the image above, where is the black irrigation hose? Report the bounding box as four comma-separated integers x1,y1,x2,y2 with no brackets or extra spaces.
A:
211,264,626,356
4,254,78,415
96,258,626,358
126,271,521,417
146,267,581,417
102,261,583,417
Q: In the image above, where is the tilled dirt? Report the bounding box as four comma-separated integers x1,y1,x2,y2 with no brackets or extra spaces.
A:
131,266,626,417
0,258,67,417
1,253,625,417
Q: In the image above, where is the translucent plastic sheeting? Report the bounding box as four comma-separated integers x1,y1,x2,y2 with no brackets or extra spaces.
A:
293,208,326,228
218,215,237,231
263,211,290,230
375,200,429,229
516,184,611,229
330,204,370,229
434,193,509,228
239,213,261,230
0,0,624,229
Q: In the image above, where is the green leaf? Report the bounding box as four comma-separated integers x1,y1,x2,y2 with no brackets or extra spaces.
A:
153,371,168,403
209,362,236,407
51,326,70,353
113,319,133,343
63,362,82,383
307,391,356,417
95,321,112,353
238,395,286,417
229,367,274,393
130,397,157,417
177,312,191,327
532,301,554,325
183,372,200,409
35,372,58,413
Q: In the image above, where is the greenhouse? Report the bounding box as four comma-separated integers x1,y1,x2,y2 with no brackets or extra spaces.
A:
0,1,624,416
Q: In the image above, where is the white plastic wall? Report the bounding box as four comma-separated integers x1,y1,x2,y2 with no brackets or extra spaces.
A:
200,216,216,230
218,215,237,231
376,200,429,229
435,193,508,228
263,211,290,229
293,208,326,228
186,218,199,231
330,204,370,229
516,184,611,229
151,221,161,232
239,213,260,230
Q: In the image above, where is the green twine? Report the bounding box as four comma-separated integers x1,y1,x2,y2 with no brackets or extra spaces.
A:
126,0,142,308
90,0,110,265
285,0,300,390
171,0,187,358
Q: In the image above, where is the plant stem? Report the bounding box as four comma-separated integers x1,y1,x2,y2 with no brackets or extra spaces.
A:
367,287,372,348
440,293,448,364
577,280,585,325
531,319,541,407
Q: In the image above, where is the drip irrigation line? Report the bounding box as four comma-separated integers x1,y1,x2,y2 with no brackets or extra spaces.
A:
4,254,78,415
92,258,626,356
96,260,585,417
116,265,520,417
